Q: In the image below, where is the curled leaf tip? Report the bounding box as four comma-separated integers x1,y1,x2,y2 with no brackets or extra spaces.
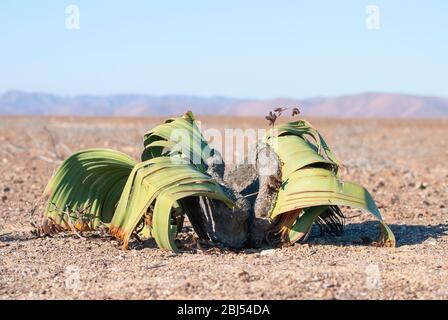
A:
376,222,396,247
292,107,300,117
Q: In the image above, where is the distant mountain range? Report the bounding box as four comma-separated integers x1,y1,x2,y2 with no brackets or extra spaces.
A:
1,90,447,117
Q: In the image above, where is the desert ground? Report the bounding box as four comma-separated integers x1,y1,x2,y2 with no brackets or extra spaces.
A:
0,115,447,300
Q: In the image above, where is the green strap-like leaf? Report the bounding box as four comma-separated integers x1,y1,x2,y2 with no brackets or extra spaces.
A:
141,114,212,172
265,120,342,168
267,135,336,177
109,156,234,251
152,184,234,252
271,168,395,246
43,148,136,229
288,206,328,243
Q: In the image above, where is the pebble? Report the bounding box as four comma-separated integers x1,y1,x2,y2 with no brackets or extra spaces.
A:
376,181,385,188
390,195,400,205
260,249,277,256
417,182,428,190
237,270,249,277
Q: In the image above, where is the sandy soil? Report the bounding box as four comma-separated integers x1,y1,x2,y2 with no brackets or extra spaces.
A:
0,116,447,300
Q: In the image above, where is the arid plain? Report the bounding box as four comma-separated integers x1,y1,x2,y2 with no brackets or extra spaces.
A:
0,116,447,299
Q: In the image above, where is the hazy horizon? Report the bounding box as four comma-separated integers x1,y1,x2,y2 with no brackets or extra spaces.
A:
1,89,447,101
2,90,447,118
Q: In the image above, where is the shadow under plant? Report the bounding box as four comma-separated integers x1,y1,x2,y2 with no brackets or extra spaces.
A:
305,221,448,247
2,222,446,250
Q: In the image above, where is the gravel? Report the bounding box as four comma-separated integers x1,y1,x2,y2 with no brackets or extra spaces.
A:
0,116,447,300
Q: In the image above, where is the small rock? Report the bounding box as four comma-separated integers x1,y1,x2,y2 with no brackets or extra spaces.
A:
237,270,249,277
3,187,10,192
376,180,385,188
260,249,277,256
390,195,400,205
322,290,335,299
417,182,428,190
1,195,7,202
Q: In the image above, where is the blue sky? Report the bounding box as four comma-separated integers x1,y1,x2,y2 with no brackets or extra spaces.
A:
0,0,447,98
